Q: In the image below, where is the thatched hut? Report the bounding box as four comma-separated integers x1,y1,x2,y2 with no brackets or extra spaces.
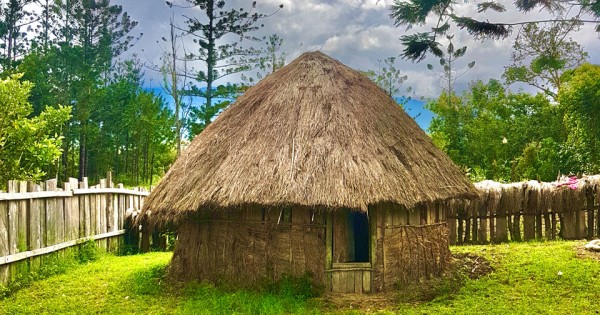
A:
142,52,476,293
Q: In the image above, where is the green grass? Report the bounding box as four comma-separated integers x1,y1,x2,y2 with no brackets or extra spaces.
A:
397,241,600,315
1,241,600,314
0,252,322,315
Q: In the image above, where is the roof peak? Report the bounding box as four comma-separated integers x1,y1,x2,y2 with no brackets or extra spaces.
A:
142,51,476,223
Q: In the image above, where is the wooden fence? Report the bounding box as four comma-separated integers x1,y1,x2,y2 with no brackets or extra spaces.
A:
448,176,600,244
0,176,149,285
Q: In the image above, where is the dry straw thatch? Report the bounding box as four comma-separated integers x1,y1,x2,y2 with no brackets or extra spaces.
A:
143,52,476,224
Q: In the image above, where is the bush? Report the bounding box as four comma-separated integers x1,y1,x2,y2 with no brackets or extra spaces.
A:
77,240,100,263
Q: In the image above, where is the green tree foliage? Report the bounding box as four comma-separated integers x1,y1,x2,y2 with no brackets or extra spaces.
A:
428,80,563,182
504,21,588,99
362,56,409,99
389,0,600,61
559,63,600,174
11,1,175,186
171,0,282,135
52,0,139,178
89,62,175,185
0,74,71,187
427,35,475,96
242,33,287,85
0,0,37,71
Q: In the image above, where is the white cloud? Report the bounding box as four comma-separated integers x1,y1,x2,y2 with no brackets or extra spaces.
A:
113,0,600,99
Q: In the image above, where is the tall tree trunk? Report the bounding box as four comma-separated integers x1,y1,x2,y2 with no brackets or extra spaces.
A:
205,2,215,128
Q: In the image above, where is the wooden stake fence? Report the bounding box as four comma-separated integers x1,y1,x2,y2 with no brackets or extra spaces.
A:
447,176,600,244
0,176,151,286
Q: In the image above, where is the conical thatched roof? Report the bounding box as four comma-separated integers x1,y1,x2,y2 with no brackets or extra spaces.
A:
143,51,476,223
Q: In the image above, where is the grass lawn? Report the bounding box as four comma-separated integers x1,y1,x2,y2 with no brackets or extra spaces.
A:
1,241,599,314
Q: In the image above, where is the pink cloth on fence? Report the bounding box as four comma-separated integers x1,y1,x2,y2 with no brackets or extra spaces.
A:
556,176,578,190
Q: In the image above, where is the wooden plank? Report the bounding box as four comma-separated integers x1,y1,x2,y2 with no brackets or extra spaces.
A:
332,212,348,263
597,200,600,237
561,210,577,239
332,262,372,269
325,212,333,290
112,194,119,231
511,214,521,242
27,183,42,277
544,211,552,240
369,207,377,274
346,270,355,293
45,180,57,247
409,209,420,226
398,205,408,225
0,191,73,201
98,179,107,250
535,206,543,240
420,205,428,225
551,212,557,240
0,199,9,284
362,270,371,293
55,183,65,247
119,190,126,230
478,207,488,243
0,230,126,266
7,181,19,282
69,178,80,239
446,204,457,245
384,207,393,231
63,183,73,241
354,270,362,293
76,179,85,237
89,185,97,236
586,189,595,238
464,213,471,243
495,196,508,243
391,206,400,227
72,188,149,196
82,178,91,237
457,211,464,244
332,271,340,293
17,181,29,253
471,202,478,243
489,210,495,243
577,209,587,239
523,213,536,241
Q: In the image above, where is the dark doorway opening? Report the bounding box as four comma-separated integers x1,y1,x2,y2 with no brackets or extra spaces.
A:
350,211,369,262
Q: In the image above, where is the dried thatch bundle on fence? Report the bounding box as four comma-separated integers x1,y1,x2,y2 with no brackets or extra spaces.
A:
140,52,477,293
449,175,600,244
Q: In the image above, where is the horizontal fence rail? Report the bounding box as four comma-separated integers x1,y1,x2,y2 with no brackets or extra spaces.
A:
447,175,600,244
0,176,149,285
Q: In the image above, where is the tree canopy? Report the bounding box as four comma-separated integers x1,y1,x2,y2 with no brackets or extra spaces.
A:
0,74,71,188
390,0,600,61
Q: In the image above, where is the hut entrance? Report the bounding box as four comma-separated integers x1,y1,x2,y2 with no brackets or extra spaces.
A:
328,209,372,293
350,211,369,262
332,210,369,263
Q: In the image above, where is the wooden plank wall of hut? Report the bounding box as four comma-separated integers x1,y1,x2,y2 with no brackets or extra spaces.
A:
372,203,450,292
448,177,600,244
169,206,326,287
0,176,148,286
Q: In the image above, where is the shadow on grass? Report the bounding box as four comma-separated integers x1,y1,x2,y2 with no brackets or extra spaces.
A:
125,265,324,314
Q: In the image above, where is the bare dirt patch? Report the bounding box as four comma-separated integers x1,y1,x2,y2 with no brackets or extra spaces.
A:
574,241,600,262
